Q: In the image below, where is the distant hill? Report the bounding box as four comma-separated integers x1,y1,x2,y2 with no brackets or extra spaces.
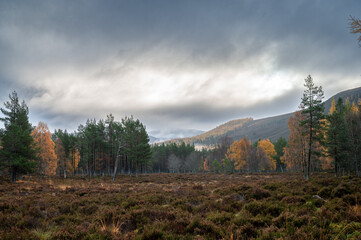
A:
323,86,361,114
165,118,253,146
163,86,361,147
149,129,205,144
149,136,160,144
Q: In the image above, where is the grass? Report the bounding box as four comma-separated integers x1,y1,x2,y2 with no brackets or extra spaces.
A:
0,173,360,239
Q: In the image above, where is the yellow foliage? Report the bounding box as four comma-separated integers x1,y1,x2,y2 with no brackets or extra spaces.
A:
351,102,359,113
258,139,276,170
31,122,57,176
72,149,80,172
203,158,210,172
226,137,251,171
329,98,336,114
281,111,308,171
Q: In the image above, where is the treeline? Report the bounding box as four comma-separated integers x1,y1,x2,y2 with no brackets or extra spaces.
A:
199,136,286,174
150,143,203,173
282,97,361,177
150,135,287,175
1,77,361,182
52,115,151,178
0,91,152,182
203,76,361,179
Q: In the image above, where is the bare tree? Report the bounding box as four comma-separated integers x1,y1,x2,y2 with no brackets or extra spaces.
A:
350,16,361,46
184,152,202,172
168,154,181,173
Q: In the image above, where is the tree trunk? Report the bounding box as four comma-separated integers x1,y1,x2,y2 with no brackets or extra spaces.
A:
356,161,359,177
11,167,17,183
112,144,122,182
135,161,138,178
306,145,311,181
306,112,313,181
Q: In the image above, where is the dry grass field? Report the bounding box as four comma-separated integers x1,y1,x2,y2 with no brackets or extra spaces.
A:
0,173,360,239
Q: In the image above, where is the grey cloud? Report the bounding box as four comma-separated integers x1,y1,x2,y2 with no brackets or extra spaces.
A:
0,0,361,138
140,88,303,132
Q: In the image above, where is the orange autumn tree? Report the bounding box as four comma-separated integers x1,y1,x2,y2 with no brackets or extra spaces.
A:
281,111,308,171
226,137,251,171
31,122,57,176
73,149,80,173
258,139,276,170
329,98,336,114
203,158,210,172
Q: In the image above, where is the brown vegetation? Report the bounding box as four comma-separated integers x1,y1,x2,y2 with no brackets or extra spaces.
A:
0,173,360,239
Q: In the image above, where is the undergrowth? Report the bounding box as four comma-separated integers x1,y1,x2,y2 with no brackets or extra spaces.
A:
0,173,360,239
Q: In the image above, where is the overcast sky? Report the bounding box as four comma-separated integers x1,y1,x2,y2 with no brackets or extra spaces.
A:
0,1,360,138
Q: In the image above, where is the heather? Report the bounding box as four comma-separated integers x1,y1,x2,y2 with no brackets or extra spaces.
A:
0,173,360,239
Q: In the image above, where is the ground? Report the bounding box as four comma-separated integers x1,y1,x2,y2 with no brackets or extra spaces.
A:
0,173,360,239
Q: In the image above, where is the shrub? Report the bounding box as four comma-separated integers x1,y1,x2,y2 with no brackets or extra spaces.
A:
81,204,99,215
245,202,283,217
137,229,165,240
342,194,357,205
238,223,258,239
186,219,224,238
333,183,353,198
206,211,232,225
318,187,333,198
251,188,271,200
58,204,74,215
281,195,306,205
263,183,279,191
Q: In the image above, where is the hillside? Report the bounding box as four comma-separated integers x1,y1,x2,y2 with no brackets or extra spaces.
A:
164,86,361,147
165,118,253,146
323,86,361,113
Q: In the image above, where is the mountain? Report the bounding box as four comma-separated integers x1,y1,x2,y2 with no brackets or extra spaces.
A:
164,86,361,147
149,129,205,144
148,135,161,144
323,87,361,114
165,118,253,146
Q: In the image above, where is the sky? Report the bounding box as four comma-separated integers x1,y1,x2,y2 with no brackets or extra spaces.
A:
0,0,360,139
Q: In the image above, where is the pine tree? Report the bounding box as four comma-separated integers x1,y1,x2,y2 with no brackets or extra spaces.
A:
120,116,151,177
53,129,75,177
300,75,324,180
273,137,287,172
345,99,361,176
54,138,70,178
0,91,37,182
325,98,349,177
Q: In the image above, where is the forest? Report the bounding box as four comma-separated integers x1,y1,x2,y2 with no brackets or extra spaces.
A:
1,75,361,182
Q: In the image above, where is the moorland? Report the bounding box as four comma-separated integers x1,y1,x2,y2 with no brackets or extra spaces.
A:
0,173,360,239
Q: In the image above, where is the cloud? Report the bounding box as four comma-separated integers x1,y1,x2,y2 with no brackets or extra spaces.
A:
0,0,360,136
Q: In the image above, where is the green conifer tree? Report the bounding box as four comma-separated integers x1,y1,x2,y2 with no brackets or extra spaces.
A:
0,91,37,182
273,137,288,172
121,116,151,177
325,98,349,177
300,75,324,181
